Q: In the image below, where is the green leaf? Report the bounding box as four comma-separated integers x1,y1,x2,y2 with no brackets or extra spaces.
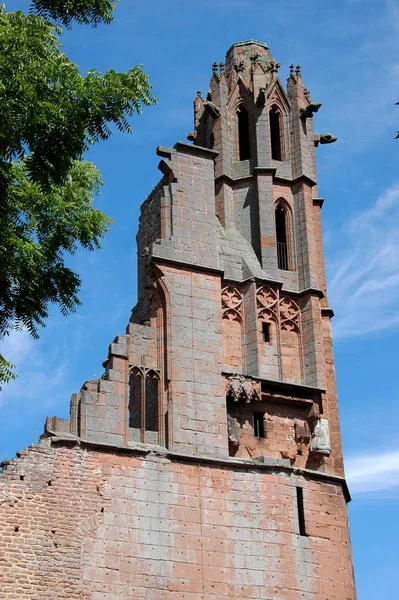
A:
0,4,156,388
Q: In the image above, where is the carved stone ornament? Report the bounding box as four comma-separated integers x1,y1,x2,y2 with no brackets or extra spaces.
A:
212,62,220,81
310,418,331,455
226,375,260,403
193,91,204,128
279,296,301,332
294,419,311,445
314,133,338,147
257,285,278,326
300,102,322,119
256,87,266,107
227,414,241,446
233,58,245,74
222,285,243,322
204,100,220,119
256,285,302,336
267,59,281,74
256,285,278,313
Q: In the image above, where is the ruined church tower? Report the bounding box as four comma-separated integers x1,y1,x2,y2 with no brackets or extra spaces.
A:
0,41,356,600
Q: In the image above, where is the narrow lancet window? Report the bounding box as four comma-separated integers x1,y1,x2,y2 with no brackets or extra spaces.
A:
128,369,142,429
237,106,250,161
275,204,289,270
270,105,283,161
145,372,159,432
262,322,271,343
296,487,307,536
253,413,265,438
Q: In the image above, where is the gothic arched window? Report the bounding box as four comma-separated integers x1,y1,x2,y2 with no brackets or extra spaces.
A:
269,105,284,161
237,106,251,161
275,202,293,270
128,367,160,443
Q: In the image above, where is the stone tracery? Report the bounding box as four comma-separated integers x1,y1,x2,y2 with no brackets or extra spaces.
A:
222,285,243,322
279,296,301,332
226,374,260,403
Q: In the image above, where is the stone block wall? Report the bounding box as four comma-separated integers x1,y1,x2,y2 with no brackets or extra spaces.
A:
0,440,356,600
0,40,354,600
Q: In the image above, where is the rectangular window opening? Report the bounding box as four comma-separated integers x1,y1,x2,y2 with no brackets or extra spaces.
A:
262,322,271,343
253,413,265,438
296,487,307,536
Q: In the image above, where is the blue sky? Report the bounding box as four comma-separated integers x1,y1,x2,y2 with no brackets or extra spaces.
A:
2,1,399,597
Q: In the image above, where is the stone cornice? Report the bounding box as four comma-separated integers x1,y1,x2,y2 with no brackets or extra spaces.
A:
222,371,326,395
152,256,224,275
174,141,219,158
49,436,351,503
215,169,318,188
156,142,219,160
222,276,325,300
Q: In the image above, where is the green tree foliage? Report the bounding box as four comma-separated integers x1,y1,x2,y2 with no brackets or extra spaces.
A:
31,0,118,27
0,2,156,387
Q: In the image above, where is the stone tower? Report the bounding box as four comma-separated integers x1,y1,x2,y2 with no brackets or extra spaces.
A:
0,41,356,600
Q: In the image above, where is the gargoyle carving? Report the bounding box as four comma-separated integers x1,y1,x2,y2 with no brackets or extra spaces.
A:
256,87,266,107
300,103,322,119
314,133,337,147
203,100,220,119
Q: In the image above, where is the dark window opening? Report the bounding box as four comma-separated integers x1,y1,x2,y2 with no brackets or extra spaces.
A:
145,375,158,432
276,204,289,270
129,368,160,443
270,106,283,161
262,322,271,343
238,106,251,161
296,487,307,536
129,371,142,429
77,398,81,437
253,413,265,438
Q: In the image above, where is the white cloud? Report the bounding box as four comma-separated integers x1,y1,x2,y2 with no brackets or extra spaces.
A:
328,182,399,339
346,450,399,495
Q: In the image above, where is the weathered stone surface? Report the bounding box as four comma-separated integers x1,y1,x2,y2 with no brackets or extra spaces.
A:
0,441,355,600
0,39,356,599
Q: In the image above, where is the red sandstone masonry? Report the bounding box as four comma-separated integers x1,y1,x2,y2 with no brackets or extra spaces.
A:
0,441,355,600
0,40,355,600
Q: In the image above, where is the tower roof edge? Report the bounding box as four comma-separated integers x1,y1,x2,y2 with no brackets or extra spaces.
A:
226,40,269,55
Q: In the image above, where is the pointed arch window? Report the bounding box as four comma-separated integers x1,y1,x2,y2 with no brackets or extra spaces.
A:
128,366,160,443
269,105,284,161
275,202,293,270
237,105,251,161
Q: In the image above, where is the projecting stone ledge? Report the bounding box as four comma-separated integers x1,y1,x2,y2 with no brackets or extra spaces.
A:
33,433,351,502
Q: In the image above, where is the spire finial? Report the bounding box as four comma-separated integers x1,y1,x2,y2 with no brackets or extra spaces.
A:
295,64,301,78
